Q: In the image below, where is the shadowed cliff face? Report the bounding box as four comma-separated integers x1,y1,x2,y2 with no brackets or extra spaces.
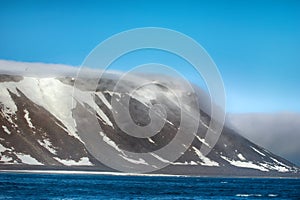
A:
0,74,299,176
227,113,300,166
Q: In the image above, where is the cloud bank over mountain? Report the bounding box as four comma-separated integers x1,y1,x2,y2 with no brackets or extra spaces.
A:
0,60,79,77
227,113,300,166
1,59,299,168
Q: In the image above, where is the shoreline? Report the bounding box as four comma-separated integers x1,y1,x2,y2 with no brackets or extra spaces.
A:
1,169,299,179
0,169,185,177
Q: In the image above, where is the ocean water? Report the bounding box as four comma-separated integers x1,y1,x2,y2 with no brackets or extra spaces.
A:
0,173,299,199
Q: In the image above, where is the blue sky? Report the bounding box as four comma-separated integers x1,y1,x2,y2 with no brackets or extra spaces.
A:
0,0,299,113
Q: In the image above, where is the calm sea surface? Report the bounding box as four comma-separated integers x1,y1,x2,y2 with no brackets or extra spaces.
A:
0,172,299,199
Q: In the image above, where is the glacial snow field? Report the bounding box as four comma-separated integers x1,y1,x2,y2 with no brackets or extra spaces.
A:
0,74,299,177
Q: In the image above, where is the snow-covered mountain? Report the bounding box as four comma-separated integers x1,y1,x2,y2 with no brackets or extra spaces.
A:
0,73,299,176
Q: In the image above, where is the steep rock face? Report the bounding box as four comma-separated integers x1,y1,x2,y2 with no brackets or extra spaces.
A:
0,74,298,176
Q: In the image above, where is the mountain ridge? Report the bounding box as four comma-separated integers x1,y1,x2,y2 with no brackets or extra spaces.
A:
0,73,299,177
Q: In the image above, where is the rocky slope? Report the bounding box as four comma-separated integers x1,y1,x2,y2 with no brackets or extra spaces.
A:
0,74,299,176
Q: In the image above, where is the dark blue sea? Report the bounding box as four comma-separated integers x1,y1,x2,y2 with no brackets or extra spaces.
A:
0,173,299,199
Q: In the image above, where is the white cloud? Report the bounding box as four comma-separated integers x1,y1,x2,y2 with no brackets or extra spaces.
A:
0,59,127,79
0,59,80,77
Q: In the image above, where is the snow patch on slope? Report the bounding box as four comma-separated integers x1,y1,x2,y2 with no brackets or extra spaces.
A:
120,155,149,165
221,156,268,172
0,155,15,163
251,146,266,157
24,109,35,129
148,138,155,144
0,77,115,141
237,153,246,161
0,144,16,163
38,139,57,155
260,162,289,173
150,153,170,163
1,125,11,135
54,157,93,166
172,161,198,165
16,153,44,165
195,135,211,148
99,131,148,165
0,77,80,139
99,131,124,154
268,157,292,172
192,146,219,166
0,85,18,114
0,143,10,152
96,92,112,110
